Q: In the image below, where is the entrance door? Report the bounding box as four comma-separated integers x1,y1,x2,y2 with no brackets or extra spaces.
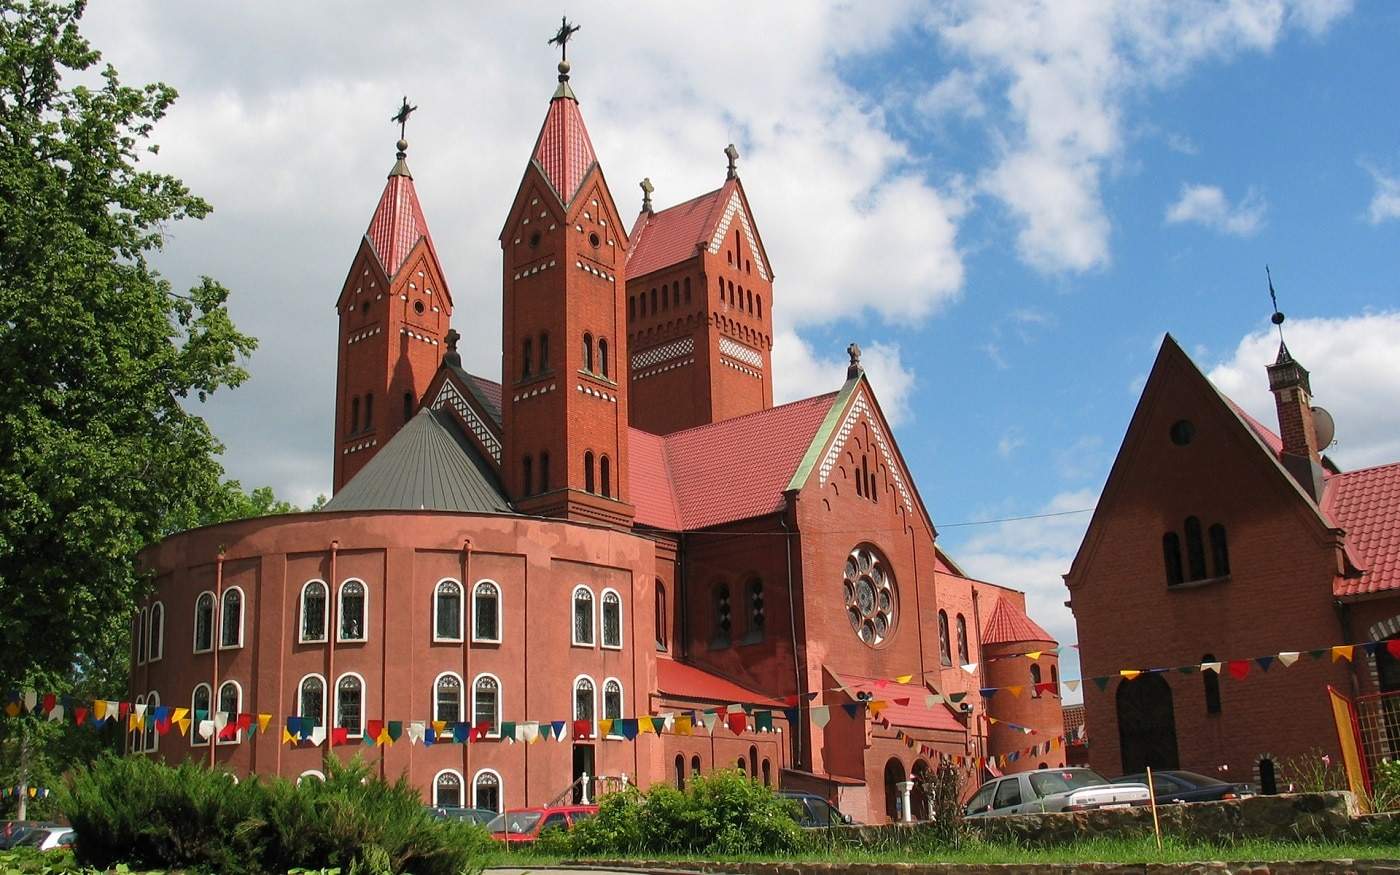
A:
572,743,595,803
883,758,905,821
1117,673,1179,773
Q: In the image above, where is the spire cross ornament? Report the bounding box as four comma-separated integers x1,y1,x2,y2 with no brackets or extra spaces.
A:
548,16,581,62
391,96,418,142
724,143,740,179
640,177,654,213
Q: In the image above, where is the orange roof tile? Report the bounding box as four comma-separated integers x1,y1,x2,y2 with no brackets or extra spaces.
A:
627,185,728,279
1062,703,1086,738
1326,461,1400,597
981,597,1056,646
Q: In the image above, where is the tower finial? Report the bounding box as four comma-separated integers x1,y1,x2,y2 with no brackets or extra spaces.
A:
444,328,461,367
389,97,416,177
549,16,581,81
640,177,654,214
724,143,740,180
1267,264,1286,344
846,342,863,380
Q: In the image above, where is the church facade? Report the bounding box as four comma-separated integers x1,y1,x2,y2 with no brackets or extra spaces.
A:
127,54,1065,824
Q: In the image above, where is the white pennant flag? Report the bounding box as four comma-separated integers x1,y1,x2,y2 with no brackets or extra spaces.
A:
699,711,719,734
106,700,121,722
1277,651,1301,668
961,663,978,675
407,722,425,745
925,694,944,708
22,689,37,713
213,711,230,731
1065,680,1080,692
198,719,216,739
310,726,327,747
810,706,831,728
522,722,540,744
48,704,64,723
134,702,148,720
727,703,746,714
1201,662,1222,674
659,712,676,732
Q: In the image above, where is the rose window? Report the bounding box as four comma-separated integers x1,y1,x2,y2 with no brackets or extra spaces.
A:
844,545,897,647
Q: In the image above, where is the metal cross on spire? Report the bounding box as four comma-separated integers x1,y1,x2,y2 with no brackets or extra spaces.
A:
391,96,417,141
548,16,581,62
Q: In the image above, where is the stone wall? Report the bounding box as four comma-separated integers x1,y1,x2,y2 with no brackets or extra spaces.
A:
580,859,1400,874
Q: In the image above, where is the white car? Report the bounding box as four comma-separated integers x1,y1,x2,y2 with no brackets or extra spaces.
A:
964,767,1150,817
13,826,76,851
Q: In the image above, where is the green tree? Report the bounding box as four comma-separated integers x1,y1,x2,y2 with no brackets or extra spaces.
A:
0,0,257,692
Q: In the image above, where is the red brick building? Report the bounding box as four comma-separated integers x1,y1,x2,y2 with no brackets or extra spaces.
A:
128,55,1065,823
1067,334,1400,790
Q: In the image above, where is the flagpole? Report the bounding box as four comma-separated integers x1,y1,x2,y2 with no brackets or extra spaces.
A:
1146,765,1162,852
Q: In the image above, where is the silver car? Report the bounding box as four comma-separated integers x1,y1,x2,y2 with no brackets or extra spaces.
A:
964,767,1150,817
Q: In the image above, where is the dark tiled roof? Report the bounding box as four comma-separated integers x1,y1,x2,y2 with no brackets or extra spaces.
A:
447,365,503,426
323,408,512,514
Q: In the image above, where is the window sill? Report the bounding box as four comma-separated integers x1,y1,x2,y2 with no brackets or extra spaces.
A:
601,643,623,651
148,655,163,664
577,369,619,388
298,636,328,646
514,369,555,388
472,637,502,646
217,643,243,651
1168,574,1231,591
571,640,596,649
337,636,368,645
433,636,465,645
193,646,213,655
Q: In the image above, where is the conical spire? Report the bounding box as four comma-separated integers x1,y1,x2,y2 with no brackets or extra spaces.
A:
530,60,599,206
365,137,434,277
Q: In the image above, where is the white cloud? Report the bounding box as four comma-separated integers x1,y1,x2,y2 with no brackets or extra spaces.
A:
1207,312,1400,470
1164,183,1267,236
1165,132,1200,155
918,69,987,120
1362,163,1400,224
997,429,1025,458
772,332,916,427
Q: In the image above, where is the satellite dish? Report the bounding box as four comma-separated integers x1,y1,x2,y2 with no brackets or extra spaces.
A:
1311,406,1336,449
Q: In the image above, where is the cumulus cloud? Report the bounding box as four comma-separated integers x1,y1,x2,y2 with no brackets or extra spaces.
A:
1164,183,1267,236
1362,163,1400,224
1207,312,1400,470
772,332,916,427
918,69,987,120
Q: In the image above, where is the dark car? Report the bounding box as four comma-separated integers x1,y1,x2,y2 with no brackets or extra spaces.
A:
427,806,497,826
1114,770,1256,804
776,791,856,827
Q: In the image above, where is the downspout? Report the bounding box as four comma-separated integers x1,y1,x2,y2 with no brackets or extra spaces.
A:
328,540,339,760
781,504,804,769
211,549,224,768
677,532,688,659
462,539,472,799
1336,599,1360,696
970,588,986,767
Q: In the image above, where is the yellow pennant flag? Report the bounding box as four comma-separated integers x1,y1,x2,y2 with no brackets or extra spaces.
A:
376,725,391,745
1006,685,1023,697
128,713,141,732
1120,670,1142,681
172,707,189,724
987,716,1000,725
258,714,272,734
176,717,191,737
432,720,447,735
868,700,887,717
93,700,108,721
282,728,296,745
895,674,913,684
598,719,614,738
1333,645,1354,663
637,716,654,734
675,715,693,736
1025,651,1042,661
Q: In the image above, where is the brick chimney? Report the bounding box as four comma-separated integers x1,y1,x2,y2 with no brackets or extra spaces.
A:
1267,341,1324,501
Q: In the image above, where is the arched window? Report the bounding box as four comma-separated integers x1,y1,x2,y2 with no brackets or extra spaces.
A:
350,396,360,433
600,455,611,498
336,673,365,738
745,579,765,644
749,745,758,780
711,583,732,648
684,277,691,303
1163,532,1184,586
403,391,414,423
691,754,702,775
598,338,609,378
1184,516,1207,581
650,288,658,312
217,681,242,744
655,580,668,652
142,691,159,753
434,770,463,808
584,451,595,493
1203,653,1222,715
938,611,951,665
583,332,594,372
756,295,763,318
737,757,746,775
339,580,366,642
364,393,374,431
131,693,145,752
1209,523,1230,577
297,770,325,785
434,672,462,723
574,676,596,729
762,759,772,787
601,589,622,648
539,451,550,492
956,614,968,665
629,296,636,321
220,587,244,649
716,277,723,302
603,678,623,737
572,586,595,646
1030,664,1043,698
148,602,164,662
135,609,146,665
673,282,680,307
473,770,502,813
473,674,500,736
522,337,533,378
473,581,501,643
539,332,550,371
299,674,326,728
193,592,214,653
675,754,686,789
434,579,463,642
522,454,534,496
191,683,212,747
1051,664,1060,695
300,580,328,643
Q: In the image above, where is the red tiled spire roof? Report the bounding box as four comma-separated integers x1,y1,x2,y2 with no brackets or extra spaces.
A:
981,597,1056,646
530,78,598,207
627,184,728,279
365,145,435,278
1326,461,1400,597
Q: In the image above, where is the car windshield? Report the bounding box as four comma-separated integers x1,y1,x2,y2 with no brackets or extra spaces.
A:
570,811,594,823
487,811,542,834
14,830,48,847
807,797,838,824
1172,771,1227,787
1029,769,1110,798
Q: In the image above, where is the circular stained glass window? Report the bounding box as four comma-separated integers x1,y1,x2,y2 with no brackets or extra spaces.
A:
844,545,897,647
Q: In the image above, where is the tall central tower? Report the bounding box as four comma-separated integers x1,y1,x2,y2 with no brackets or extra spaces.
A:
500,56,633,526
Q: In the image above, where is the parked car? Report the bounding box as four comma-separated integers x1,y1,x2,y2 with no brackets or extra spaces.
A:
776,791,857,827
11,826,76,852
427,805,498,826
964,768,1150,817
1113,770,1256,804
0,822,59,851
486,805,597,843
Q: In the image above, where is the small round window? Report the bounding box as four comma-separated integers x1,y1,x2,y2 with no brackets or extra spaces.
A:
1169,420,1195,446
588,232,601,248
413,300,425,315
529,231,542,248
844,545,897,647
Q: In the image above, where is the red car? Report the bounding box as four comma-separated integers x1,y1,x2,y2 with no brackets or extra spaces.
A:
486,805,597,843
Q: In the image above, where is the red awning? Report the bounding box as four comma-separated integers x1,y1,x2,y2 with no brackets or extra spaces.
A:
656,659,784,708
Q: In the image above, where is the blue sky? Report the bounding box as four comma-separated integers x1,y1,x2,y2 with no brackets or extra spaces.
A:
82,2,1400,693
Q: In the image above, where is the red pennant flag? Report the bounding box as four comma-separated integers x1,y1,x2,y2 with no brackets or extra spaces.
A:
365,720,384,744
1386,640,1400,659
727,712,747,735
1227,659,1250,680
332,727,349,747
236,713,252,731
893,697,910,707
74,706,88,726
42,693,56,714
573,719,592,739
118,701,131,719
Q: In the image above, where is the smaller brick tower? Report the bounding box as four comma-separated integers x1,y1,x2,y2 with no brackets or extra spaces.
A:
1267,341,1326,501
332,134,453,492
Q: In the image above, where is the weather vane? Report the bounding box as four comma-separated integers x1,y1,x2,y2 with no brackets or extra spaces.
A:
1266,265,1286,342
548,16,581,62
391,96,417,141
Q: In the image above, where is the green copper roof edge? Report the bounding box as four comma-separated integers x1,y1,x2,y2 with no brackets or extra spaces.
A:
785,375,863,493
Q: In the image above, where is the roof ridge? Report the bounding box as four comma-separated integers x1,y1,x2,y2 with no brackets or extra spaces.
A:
648,185,726,219
1332,459,1400,478
658,391,838,442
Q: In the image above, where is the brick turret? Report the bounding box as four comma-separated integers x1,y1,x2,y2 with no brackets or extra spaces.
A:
1267,342,1325,501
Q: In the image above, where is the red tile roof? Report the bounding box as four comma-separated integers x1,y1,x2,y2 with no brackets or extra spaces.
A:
531,93,598,206
1226,399,1284,458
981,597,1056,646
627,429,681,530
831,672,964,733
656,659,783,708
1062,703,1086,739
627,185,728,279
366,172,435,278
1326,462,1400,597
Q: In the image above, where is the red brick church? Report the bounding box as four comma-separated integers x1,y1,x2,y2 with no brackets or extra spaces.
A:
127,50,1066,823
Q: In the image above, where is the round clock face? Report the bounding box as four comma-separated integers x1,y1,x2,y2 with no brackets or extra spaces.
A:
843,545,897,647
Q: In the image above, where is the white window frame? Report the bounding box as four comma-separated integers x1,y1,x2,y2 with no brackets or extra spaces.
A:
603,677,624,739
193,591,215,654
471,579,502,644
296,672,327,728
572,674,597,737
131,693,146,753
216,679,243,745
219,586,245,650
472,672,502,739
190,683,212,747
571,585,595,647
297,769,325,785
338,579,369,643
433,671,464,723
433,578,465,643
433,768,465,808
136,608,148,665
143,690,160,753
148,601,164,662
299,579,329,644
472,768,503,812
600,588,623,650
335,671,367,739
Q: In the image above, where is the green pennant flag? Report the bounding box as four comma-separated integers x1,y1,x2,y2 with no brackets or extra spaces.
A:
500,721,516,741
755,711,774,733
387,721,403,742
1091,676,1110,691
1308,649,1328,660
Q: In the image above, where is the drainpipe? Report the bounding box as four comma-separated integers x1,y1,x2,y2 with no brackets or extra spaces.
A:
781,504,804,769
328,540,339,761
462,538,472,799
970,588,986,766
212,548,224,768
677,532,688,659
1336,599,1360,696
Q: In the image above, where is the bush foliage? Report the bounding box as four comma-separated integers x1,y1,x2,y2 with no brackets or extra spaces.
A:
59,754,490,874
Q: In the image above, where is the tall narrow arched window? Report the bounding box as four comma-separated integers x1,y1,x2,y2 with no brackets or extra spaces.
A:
762,759,772,787
473,770,502,813
603,679,623,737
136,610,146,665
220,588,244,649
1209,523,1230,577
1203,653,1222,715
1184,516,1207,580
691,754,702,775
572,586,595,646
655,580,668,652
1030,663,1043,698
350,396,360,433
1162,532,1184,586
749,745,759,779
600,455,611,498
717,276,724,302
142,691,160,753
956,614,969,665
539,451,550,492
539,332,550,371
148,602,164,662
684,277,691,303
434,770,463,808
583,332,594,372
757,295,763,318
574,676,596,730
598,338,609,378
522,455,534,496
131,694,146,752
298,674,326,728
403,391,414,423
650,288,658,312
938,611,951,665
339,580,366,641
522,337,533,378
629,296,636,321
336,673,364,738
711,583,732,648
217,681,242,744
673,282,681,307
473,674,500,736
364,393,374,431
584,451,595,493
191,683,212,747
434,673,462,723
745,579,765,644
194,592,214,653
434,579,463,642
300,580,327,643
601,589,622,648
675,754,686,789
473,581,501,643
